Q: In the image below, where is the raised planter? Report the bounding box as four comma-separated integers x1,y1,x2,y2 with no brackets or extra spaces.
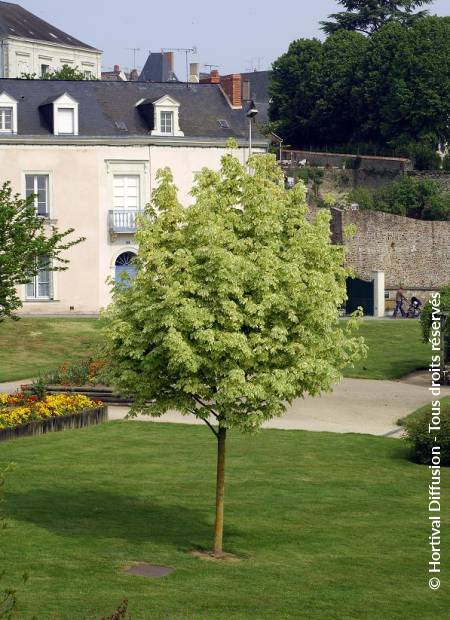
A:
21,385,133,406
0,405,108,442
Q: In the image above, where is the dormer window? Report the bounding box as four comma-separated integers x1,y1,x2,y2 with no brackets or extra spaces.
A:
160,111,173,134
0,107,12,132
40,93,79,136
150,95,184,137
58,108,75,135
0,92,18,134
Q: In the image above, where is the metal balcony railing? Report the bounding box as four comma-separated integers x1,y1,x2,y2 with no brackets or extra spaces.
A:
108,209,139,233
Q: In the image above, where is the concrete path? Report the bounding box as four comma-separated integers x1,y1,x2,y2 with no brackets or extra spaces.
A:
3,373,448,437
108,375,450,437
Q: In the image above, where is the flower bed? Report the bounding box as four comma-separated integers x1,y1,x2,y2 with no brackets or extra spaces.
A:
0,393,107,442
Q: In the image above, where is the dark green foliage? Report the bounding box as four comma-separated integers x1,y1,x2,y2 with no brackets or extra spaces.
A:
270,16,450,159
0,182,84,321
420,284,450,343
321,0,433,35
442,155,450,171
349,176,450,220
402,401,450,465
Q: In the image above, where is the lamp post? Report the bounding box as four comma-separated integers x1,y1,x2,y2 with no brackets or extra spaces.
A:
246,100,258,160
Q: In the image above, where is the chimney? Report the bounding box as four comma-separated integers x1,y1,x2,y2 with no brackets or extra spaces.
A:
188,62,200,83
200,69,221,84
114,64,120,73
163,51,174,73
221,73,242,108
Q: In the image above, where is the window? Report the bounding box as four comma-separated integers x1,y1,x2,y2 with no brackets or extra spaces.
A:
25,175,49,216
41,64,50,77
0,106,12,132
26,257,52,300
160,111,173,134
57,108,75,134
113,175,140,209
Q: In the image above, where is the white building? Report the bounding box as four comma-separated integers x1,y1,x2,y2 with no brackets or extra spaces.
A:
0,78,267,315
0,1,101,78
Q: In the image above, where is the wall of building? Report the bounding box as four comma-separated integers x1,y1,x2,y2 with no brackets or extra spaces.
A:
331,207,450,301
0,38,101,78
0,142,260,315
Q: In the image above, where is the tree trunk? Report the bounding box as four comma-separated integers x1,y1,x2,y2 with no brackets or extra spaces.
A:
213,425,227,556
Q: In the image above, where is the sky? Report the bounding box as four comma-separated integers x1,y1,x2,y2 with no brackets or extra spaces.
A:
14,0,450,77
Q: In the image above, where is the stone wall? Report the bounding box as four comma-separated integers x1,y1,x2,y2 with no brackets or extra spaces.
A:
330,207,450,300
408,171,450,192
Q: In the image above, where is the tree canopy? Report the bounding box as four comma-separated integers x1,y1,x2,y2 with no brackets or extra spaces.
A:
0,182,83,321
21,64,96,80
269,16,450,158
320,0,433,35
101,147,365,555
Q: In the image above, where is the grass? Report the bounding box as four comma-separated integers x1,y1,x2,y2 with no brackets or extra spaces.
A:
397,396,450,426
0,422,448,619
344,319,430,380
0,318,103,382
0,317,431,385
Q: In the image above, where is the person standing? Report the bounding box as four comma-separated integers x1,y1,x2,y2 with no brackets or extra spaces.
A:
393,288,407,318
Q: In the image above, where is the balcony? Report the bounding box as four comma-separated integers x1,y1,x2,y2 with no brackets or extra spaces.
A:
108,209,139,234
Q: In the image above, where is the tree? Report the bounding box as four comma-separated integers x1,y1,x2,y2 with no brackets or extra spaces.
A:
0,182,83,321
356,17,450,152
320,0,433,35
101,148,365,556
21,64,95,80
270,16,450,156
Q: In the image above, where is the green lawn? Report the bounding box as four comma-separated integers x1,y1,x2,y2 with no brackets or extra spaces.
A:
1,422,448,619
344,319,430,380
0,317,430,383
397,396,450,426
0,318,103,382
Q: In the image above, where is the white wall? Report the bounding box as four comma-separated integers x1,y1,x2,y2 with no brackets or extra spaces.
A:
0,37,102,78
0,142,264,315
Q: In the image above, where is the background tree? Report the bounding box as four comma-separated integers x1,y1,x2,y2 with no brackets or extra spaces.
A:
21,64,95,80
355,17,450,154
270,16,449,159
320,0,433,35
101,149,365,557
0,182,83,321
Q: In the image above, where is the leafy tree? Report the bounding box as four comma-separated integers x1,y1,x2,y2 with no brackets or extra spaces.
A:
0,182,83,321
320,0,433,35
356,17,450,152
101,148,365,556
269,38,324,147
21,64,95,80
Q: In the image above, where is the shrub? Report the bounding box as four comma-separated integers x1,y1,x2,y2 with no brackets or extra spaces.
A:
42,358,107,386
420,283,450,343
347,187,374,209
442,154,450,171
402,401,450,466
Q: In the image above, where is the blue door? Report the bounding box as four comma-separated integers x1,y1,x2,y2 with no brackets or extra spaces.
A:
115,252,137,284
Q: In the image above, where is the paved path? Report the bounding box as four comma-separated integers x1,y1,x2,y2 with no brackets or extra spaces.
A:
3,374,448,437
108,375,450,437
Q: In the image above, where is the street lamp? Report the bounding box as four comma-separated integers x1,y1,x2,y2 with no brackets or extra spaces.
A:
246,100,258,158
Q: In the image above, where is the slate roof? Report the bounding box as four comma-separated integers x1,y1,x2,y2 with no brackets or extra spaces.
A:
139,53,178,82
0,79,267,142
241,71,271,103
241,71,271,124
0,1,97,50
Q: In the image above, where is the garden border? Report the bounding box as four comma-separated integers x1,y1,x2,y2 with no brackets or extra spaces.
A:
0,406,108,442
